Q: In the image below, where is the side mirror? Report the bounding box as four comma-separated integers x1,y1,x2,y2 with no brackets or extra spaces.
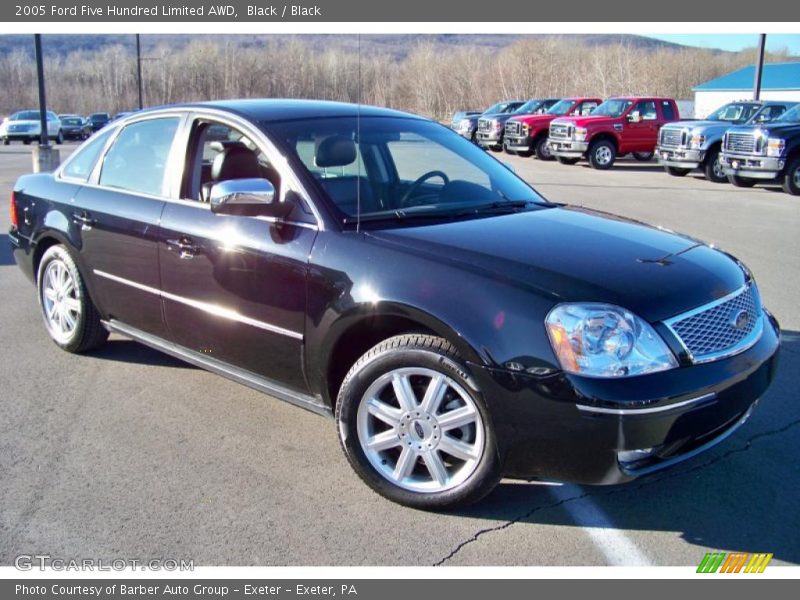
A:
209,178,290,218
627,111,642,123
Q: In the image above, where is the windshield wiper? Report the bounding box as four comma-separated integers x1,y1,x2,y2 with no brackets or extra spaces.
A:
342,200,540,225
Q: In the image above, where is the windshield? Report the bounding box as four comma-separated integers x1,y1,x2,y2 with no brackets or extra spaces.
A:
707,103,760,123
90,114,108,121
62,118,82,125
266,116,546,223
547,99,576,115
592,99,634,118
774,104,800,124
482,102,521,115
514,99,545,115
10,111,39,121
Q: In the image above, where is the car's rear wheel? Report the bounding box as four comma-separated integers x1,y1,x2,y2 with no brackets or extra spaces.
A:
336,334,501,510
589,140,616,170
556,156,580,165
38,245,108,353
782,156,800,196
728,175,757,188
535,136,555,161
55,130,64,145
632,151,654,161
666,166,691,177
703,147,727,183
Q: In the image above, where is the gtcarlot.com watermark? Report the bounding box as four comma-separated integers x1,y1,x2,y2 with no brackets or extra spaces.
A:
14,554,194,571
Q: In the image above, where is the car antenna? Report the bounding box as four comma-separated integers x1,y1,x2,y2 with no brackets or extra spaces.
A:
356,32,362,233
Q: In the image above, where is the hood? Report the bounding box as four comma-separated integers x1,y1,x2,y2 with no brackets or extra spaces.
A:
4,119,42,129
481,112,516,123
725,122,800,139
367,207,745,323
552,114,620,128
663,119,737,135
509,113,558,126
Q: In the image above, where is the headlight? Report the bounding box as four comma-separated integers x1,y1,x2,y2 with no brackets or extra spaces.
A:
545,303,678,378
766,137,785,157
689,133,705,149
492,120,502,130
522,123,530,135
574,127,588,141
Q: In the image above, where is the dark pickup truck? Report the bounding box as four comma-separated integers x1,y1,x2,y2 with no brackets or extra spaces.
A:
476,98,559,152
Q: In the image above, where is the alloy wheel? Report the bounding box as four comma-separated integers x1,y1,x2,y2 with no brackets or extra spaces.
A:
356,367,485,493
41,258,82,344
595,145,613,165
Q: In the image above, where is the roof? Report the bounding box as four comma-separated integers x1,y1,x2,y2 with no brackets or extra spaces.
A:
694,62,800,92
160,99,424,122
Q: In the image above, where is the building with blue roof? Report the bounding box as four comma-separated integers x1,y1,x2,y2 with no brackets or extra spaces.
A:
693,62,800,118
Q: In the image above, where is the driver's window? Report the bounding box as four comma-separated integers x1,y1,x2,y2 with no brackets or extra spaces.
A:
579,101,598,115
636,101,657,121
99,117,180,197
386,133,490,187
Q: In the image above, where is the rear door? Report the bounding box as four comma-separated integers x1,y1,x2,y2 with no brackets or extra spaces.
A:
72,114,184,336
157,114,318,391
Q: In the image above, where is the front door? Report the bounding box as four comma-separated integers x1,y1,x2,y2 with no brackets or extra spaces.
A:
623,100,659,153
158,117,317,391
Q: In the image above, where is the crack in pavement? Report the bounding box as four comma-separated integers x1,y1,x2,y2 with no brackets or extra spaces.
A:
432,416,800,566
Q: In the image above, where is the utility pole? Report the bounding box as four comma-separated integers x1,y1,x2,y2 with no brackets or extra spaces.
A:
32,34,60,172
753,34,767,100
136,34,144,109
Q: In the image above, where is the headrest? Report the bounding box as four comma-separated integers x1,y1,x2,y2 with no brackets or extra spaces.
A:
315,135,356,168
211,145,261,182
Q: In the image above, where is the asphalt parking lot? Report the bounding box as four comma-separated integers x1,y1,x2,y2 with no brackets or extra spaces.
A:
1,142,798,567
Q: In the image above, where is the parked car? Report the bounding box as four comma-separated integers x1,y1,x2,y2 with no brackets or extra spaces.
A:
504,97,602,159
9,100,779,509
453,101,524,143
87,112,111,132
549,97,680,169
1,110,63,145
450,110,482,138
112,111,134,122
721,103,800,195
58,114,93,141
657,101,795,183
477,98,559,152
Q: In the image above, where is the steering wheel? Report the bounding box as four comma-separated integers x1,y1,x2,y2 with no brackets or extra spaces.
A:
399,170,450,207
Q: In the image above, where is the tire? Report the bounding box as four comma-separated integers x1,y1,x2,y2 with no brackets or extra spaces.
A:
335,334,501,511
633,151,654,162
666,166,691,177
2,139,9,146
55,130,64,145
703,147,727,183
515,149,533,158
588,139,616,170
728,175,757,188
37,245,108,353
23,139,31,145
556,156,580,165
534,136,555,161
782,155,800,196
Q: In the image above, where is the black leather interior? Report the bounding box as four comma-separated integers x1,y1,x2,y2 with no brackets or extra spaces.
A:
315,136,356,168
201,144,263,202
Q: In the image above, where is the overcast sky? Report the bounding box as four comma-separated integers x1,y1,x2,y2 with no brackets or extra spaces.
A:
644,34,800,55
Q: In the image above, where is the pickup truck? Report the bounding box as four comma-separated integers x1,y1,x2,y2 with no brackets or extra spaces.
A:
658,100,795,182
504,97,602,159
452,101,524,143
548,97,680,169
720,102,800,195
476,98,559,152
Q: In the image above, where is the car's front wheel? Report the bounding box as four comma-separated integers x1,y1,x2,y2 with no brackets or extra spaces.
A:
632,151,654,161
728,174,757,188
336,334,501,510
588,140,616,170
703,147,727,183
782,155,800,196
666,166,691,177
37,245,108,353
535,136,554,161
556,156,580,165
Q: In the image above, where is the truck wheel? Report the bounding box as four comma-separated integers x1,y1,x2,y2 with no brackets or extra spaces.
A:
534,137,555,161
556,156,580,165
55,130,64,145
2,139,9,146
666,166,691,177
782,156,800,196
336,334,501,510
23,139,31,145
703,147,727,183
37,245,109,354
633,151,654,162
516,149,533,158
728,175,757,188
588,140,616,170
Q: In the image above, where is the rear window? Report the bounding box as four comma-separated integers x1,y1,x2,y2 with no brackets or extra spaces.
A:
661,101,676,121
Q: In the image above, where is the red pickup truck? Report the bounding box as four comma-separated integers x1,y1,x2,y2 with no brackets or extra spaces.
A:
548,97,680,169
504,97,603,160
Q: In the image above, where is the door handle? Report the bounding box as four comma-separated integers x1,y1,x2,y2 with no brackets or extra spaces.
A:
71,211,95,230
166,236,199,259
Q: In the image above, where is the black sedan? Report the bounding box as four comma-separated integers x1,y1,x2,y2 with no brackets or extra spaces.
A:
8,100,779,509
87,112,110,132
58,114,92,140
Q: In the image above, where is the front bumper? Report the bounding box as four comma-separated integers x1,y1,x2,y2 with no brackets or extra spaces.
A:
476,131,503,147
548,139,588,158
721,152,784,180
3,133,40,142
504,135,533,152
657,146,705,169
472,310,780,485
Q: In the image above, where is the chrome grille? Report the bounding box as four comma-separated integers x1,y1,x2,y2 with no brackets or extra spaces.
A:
725,132,756,154
660,128,685,148
478,118,492,132
505,121,522,137
666,285,762,363
550,123,571,140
